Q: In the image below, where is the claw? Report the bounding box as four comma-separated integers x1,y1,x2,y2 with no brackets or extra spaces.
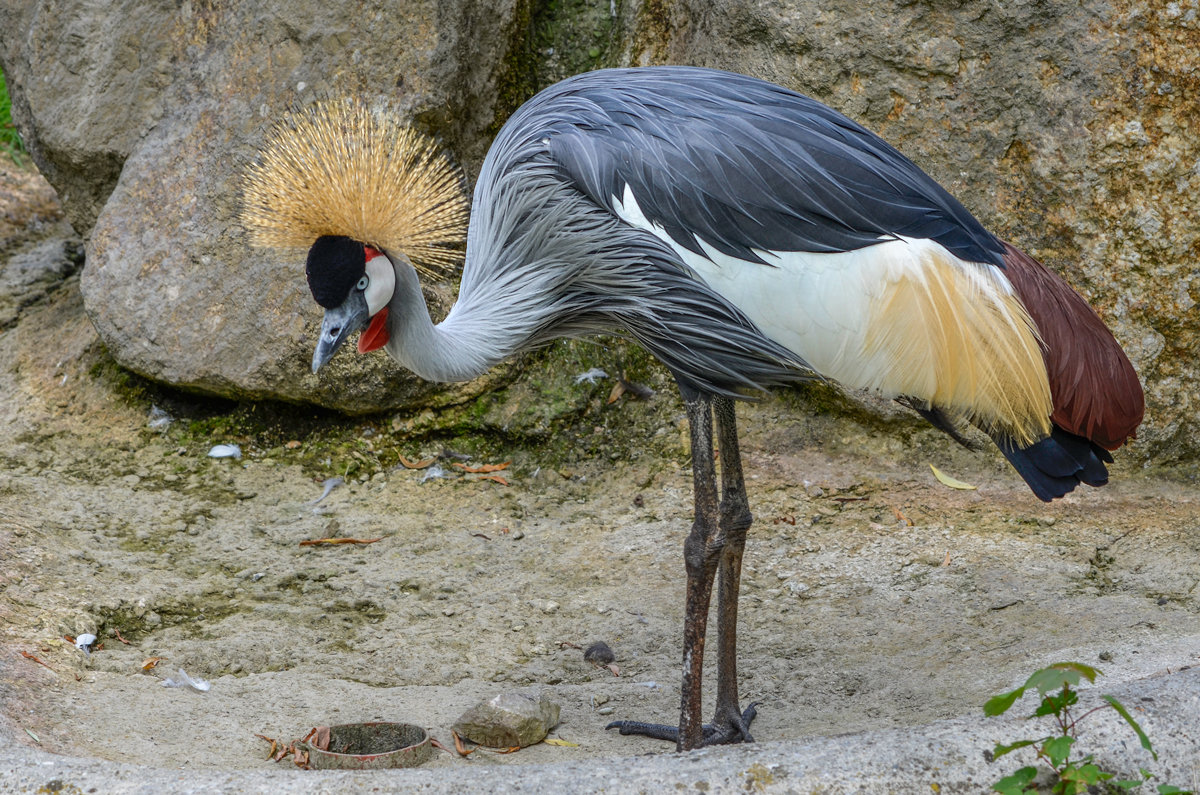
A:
605,702,759,748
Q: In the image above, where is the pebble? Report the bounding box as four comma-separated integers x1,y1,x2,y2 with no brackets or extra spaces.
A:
207,444,242,460
452,692,561,748
584,641,615,666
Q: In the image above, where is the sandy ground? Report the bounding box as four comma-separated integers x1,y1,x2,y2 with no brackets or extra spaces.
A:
1,161,1198,785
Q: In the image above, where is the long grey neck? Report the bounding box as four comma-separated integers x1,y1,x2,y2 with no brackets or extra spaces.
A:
382,257,500,383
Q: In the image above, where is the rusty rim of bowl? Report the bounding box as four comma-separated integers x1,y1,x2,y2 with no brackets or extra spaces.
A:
298,721,435,770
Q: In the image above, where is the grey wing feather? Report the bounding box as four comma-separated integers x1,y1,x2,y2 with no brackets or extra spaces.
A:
523,66,1005,267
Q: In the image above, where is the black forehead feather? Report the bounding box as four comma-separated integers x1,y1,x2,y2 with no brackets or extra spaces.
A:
306,235,365,308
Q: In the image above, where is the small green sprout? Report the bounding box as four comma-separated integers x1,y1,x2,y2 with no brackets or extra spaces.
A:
985,662,1192,795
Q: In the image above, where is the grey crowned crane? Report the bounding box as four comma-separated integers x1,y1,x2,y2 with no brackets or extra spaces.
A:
243,66,1144,752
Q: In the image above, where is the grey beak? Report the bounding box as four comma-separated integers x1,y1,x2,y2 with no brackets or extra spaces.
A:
311,290,370,373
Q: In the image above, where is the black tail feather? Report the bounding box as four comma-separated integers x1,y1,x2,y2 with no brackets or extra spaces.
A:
994,426,1113,502
900,399,980,451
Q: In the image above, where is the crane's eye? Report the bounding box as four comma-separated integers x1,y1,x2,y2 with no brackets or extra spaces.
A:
356,276,369,291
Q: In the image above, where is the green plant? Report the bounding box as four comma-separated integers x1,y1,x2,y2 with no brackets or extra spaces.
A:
1,67,27,164
985,662,1192,795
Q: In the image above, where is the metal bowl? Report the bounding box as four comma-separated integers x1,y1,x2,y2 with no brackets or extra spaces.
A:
299,722,434,770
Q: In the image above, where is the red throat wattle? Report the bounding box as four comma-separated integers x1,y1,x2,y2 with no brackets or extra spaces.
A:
358,307,390,353
358,245,389,353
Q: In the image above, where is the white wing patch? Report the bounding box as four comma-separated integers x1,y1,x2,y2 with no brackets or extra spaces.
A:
611,184,1052,442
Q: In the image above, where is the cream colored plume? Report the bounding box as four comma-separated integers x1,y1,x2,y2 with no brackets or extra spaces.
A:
241,98,469,278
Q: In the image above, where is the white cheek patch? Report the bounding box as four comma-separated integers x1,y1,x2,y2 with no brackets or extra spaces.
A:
364,255,396,316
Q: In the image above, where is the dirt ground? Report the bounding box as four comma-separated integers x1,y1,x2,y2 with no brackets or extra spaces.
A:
1,161,1198,777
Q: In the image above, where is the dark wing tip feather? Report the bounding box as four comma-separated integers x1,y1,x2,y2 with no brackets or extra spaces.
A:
995,426,1112,502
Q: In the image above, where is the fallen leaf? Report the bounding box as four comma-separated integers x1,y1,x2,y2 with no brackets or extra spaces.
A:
113,628,131,645
942,549,952,567
141,656,166,671
498,746,521,754
451,461,511,473
477,474,510,486
891,506,914,527
452,730,475,757
398,454,436,469
544,738,579,747
255,734,279,760
20,651,55,672
930,464,977,491
299,537,383,547
606,381,626,404
285,440,302,449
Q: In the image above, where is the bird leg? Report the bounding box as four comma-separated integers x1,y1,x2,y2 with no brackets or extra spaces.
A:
707,396,758,743
676,393,722,749
606,393,756,750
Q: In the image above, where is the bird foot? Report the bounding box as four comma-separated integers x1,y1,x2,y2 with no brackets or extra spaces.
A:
605,702,758,748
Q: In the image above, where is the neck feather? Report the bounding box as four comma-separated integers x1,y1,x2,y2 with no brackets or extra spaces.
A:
383,258,500,382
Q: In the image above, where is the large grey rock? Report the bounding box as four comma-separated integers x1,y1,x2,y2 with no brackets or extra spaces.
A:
1,1,527,411
1,1,1196,446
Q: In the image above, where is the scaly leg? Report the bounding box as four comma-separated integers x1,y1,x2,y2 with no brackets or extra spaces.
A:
606,392,755,749
708,395,757,742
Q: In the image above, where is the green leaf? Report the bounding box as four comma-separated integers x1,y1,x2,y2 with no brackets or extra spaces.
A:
1035,689,1077,717
993,766,1038,795
1026,662,1100,696
1102,695,1157,761
1061,762,1111,784
993,738,1040,759
985,686,1027,716
1052,769,1089,795
1044,735,1076,768
1156,785,1194,795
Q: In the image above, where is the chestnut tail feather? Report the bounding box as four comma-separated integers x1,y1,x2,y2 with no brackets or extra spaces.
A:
989,243,1144,501
1000,242,1144,450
